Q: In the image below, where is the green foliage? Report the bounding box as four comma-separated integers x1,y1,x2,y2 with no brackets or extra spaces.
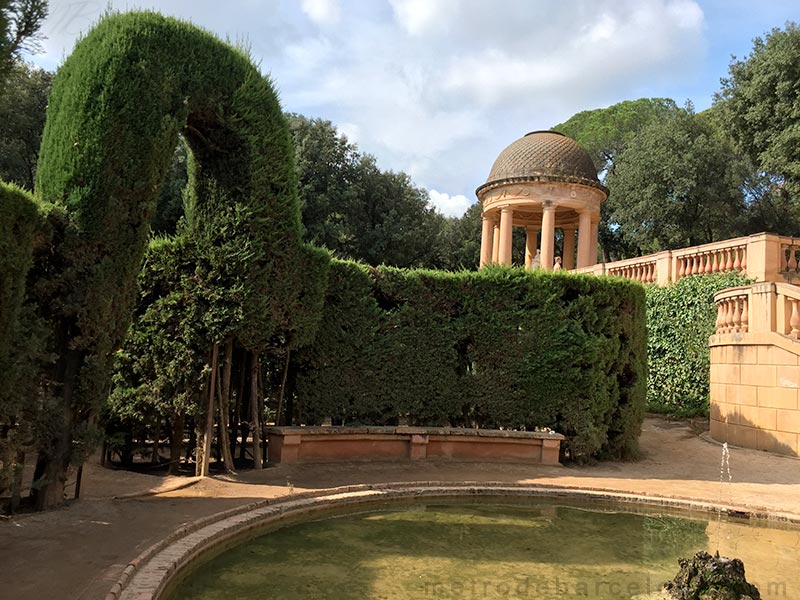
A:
0,0,48,81
554,98,680,178
646,272,751,416
24,11,303,505
554,98,682,261
151,138,188,235
0,182,47,493
716,22,800,200
287,113,447,269
436,202,482,270
295,263,647,460
108,236,207,424
0,181,38,368
0,59,51,190
606,108,748,254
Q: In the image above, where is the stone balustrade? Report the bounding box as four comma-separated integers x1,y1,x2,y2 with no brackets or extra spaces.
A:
714,287,750,334
709,281,800,457
673,243,747,280
573,232,800,287
713,282,800,339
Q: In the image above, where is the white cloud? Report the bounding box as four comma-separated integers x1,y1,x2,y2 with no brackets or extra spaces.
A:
301,0,341,26
389,0,459,35
30,0,710,201
278,0,706,199
428,190,474,218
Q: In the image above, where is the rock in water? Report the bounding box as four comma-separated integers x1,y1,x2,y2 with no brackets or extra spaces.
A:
663,551,760,600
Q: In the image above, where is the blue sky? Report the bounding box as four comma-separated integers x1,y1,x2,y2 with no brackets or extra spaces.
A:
30,1,799,217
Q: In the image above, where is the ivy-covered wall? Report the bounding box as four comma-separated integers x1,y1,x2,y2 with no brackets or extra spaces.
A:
294,262,647,460
646,272,751,416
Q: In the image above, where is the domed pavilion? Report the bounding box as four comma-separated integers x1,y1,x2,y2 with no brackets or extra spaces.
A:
476,131,608,271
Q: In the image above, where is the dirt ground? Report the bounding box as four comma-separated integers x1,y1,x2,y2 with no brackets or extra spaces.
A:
1,417,799,600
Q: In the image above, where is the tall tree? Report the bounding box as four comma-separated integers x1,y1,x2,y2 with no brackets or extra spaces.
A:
716,22,800,204
287,113,359,252
605,107,748,253
436,202,482,271
554,98,681,260
554,98,680,178
287,114,446,268
0,59,51,189
0,0,48,81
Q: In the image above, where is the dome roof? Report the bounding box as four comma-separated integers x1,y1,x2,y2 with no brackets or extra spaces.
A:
477,131,606,195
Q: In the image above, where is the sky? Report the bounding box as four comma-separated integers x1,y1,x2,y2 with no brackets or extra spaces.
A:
28,0,799,217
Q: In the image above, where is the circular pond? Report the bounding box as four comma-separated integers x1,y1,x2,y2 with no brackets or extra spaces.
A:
165,497,800,600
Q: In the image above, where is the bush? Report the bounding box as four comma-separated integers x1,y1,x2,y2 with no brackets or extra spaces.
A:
646,272,751,416
295,263,647,460
25,11,304,506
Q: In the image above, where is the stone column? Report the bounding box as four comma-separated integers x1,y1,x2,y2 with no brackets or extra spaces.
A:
524,226,539,269
562,227,576,270
498,207,514,265
492,223,500,263
480,214,494,268
540,202,555,271
590,215,599,266
577,209,592,268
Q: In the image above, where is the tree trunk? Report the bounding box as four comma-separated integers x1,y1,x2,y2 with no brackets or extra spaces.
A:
231,346,247,454
186,415,196,461
150,419,161,466
168,412,184,475
275,349,291,426
32,344,81,511
250,351,262,470
197,342,219,477
239,352,253,460
217,337,236,474
193,417,204,477
9,450,25,513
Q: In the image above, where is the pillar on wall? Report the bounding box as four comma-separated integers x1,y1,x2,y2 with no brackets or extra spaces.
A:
480,214,495,268
524,226,538,269
540,202,555,271
562,227,576,270
498,207,514,265
492,223,500,263
577,209,592,268
590,216,599,266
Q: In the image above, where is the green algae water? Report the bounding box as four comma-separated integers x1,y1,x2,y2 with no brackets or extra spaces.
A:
168,499,800,600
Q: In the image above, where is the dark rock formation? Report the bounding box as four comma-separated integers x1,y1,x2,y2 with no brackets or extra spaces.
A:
664,551,760,600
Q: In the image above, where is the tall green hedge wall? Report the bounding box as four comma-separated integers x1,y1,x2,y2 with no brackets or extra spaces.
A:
0,182,39,370
646,272,751,416
294,263,647,460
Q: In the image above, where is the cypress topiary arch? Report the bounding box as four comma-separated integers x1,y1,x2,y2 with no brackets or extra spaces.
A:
29,11,302,508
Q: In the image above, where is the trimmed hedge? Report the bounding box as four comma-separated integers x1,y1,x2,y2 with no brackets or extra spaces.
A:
295,263,647,460
646,272,751,416
26,11,304,506
0,182,39,369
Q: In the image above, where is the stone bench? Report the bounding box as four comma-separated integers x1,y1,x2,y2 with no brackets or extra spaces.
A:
264,426,564,466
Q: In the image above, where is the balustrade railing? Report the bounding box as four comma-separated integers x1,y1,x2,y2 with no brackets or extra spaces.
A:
779,238,800,280
713,282,800,340
606,259,657,283
674,244,746,279
713,287,749,334
572,233,800,287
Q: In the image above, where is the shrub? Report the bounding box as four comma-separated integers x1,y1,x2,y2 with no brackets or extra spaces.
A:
646,272,751,416
25,11,303,506
295,263,647,460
